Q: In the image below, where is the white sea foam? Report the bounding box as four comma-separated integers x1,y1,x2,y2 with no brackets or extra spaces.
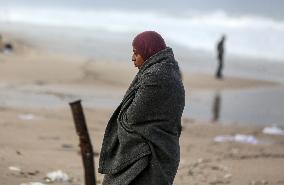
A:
1,7,284,61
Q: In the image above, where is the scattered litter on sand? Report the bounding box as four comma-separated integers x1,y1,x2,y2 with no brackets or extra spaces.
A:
61,144,74,149
214,134,259,145
20,182,46,185
249,180,269,185
18,114,36,121
263,126,284,136
45,170,69,182
8,166,21,172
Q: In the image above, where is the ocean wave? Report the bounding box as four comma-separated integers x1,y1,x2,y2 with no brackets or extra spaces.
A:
1,7,284,61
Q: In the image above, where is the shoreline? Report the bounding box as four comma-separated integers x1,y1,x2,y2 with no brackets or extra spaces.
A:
1,48,283,126
0,51,280,90
1,22,284,84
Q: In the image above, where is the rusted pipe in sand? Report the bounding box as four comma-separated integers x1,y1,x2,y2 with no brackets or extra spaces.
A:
69,100,96,185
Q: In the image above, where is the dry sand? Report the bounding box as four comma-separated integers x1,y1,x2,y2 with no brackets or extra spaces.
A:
0,39,284,185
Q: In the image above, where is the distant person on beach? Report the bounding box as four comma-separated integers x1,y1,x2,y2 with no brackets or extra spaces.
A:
216,35,226,79
99,31,185,185
0,34,13,53
0,34,4,52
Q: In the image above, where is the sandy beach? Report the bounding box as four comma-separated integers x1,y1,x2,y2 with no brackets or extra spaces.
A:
1,36,284,185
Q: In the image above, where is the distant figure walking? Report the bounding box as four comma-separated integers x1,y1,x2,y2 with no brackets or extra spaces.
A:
0,34,4,52
0,34,14,53
216,35,226,79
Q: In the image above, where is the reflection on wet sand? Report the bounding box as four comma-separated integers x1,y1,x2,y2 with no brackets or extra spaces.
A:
212,91,221,122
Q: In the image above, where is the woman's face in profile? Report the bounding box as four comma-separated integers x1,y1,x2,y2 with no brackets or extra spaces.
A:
132,47,145,69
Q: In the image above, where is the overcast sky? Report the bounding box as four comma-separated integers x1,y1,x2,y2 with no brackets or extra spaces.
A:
1,0,284,20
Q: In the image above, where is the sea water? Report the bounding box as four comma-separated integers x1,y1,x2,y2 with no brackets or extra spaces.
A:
0,5,284,61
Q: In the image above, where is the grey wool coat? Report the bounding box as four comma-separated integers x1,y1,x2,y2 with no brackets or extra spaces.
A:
98,47,185,185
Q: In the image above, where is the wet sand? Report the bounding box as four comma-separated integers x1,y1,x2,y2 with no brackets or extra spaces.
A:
0,36,284,185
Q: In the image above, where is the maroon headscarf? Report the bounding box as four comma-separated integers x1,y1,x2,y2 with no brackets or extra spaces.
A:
132,31,166,61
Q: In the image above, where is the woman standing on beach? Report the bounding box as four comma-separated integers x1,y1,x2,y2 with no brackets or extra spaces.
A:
99,31,185,185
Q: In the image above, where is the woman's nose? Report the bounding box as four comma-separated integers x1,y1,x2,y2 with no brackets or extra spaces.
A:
132,54,135,61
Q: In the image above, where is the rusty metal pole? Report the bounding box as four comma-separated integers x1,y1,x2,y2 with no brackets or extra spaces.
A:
69,100,96,185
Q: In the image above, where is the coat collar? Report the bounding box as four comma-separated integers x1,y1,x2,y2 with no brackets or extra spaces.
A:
138,47,175,75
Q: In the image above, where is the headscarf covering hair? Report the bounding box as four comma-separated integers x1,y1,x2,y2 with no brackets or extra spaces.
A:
132,31,166,61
